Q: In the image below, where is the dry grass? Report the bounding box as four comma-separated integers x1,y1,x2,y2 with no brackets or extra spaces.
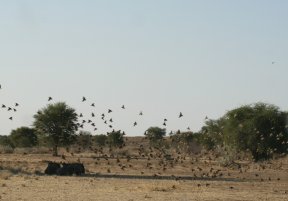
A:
0,138,287,201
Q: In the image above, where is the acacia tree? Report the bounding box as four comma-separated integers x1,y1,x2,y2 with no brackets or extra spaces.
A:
199,102,288,161
33,102,78,156
145,127,166,147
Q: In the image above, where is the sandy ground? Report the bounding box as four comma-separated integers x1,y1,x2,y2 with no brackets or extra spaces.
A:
0,175,287,201
0,147,288,201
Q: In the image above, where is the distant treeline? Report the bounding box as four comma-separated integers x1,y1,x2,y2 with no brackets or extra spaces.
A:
0,102,287,161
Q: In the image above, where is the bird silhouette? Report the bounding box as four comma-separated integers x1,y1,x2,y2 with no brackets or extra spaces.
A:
8,107,12,111
163,122,166,126
48,97,52,101
108,109,112,113
179,112,183,118
15,103,19,107
91,103,95,107
82,97,86,102
2,104,6,108
139,111,143,115
164,119,167,122
121,105,125,109
9,117,12,120
134,122,137,126
79,113,83,117
91,113,95,117
109,118,113,123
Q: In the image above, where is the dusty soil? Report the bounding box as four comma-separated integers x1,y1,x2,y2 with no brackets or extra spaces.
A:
0,141,288,201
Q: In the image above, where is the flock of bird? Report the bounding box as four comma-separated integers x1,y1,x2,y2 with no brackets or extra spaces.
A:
0,84,20,121
48,95,186,133
1,84,191,134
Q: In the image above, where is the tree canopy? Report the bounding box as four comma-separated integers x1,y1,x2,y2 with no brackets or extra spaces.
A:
33,102,78,156
200,103,288,160
9,127,38,148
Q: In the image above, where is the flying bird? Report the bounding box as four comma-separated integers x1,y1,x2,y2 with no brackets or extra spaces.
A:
121,105,125,109
108,109,112,113
48,97,52,101
91,113,95,117
9,117,13,120
8,107,12,111
163,122,166,126
91,103,95,107
179,112,183,118
79,113,83,117
139,111,143,115
134,122,137,126
2,104,6,108
15,103,19,107
82,97,86,102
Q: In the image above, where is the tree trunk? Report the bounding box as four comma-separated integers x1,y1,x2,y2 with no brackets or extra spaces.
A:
52,145,58,156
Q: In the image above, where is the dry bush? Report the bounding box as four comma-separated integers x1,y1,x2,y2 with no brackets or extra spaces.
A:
0,146,14,154
13,147,50,154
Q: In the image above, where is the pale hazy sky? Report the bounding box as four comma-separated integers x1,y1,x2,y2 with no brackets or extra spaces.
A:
0,0,288,136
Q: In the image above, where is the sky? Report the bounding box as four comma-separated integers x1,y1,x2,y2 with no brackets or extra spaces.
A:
0,0,288,136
